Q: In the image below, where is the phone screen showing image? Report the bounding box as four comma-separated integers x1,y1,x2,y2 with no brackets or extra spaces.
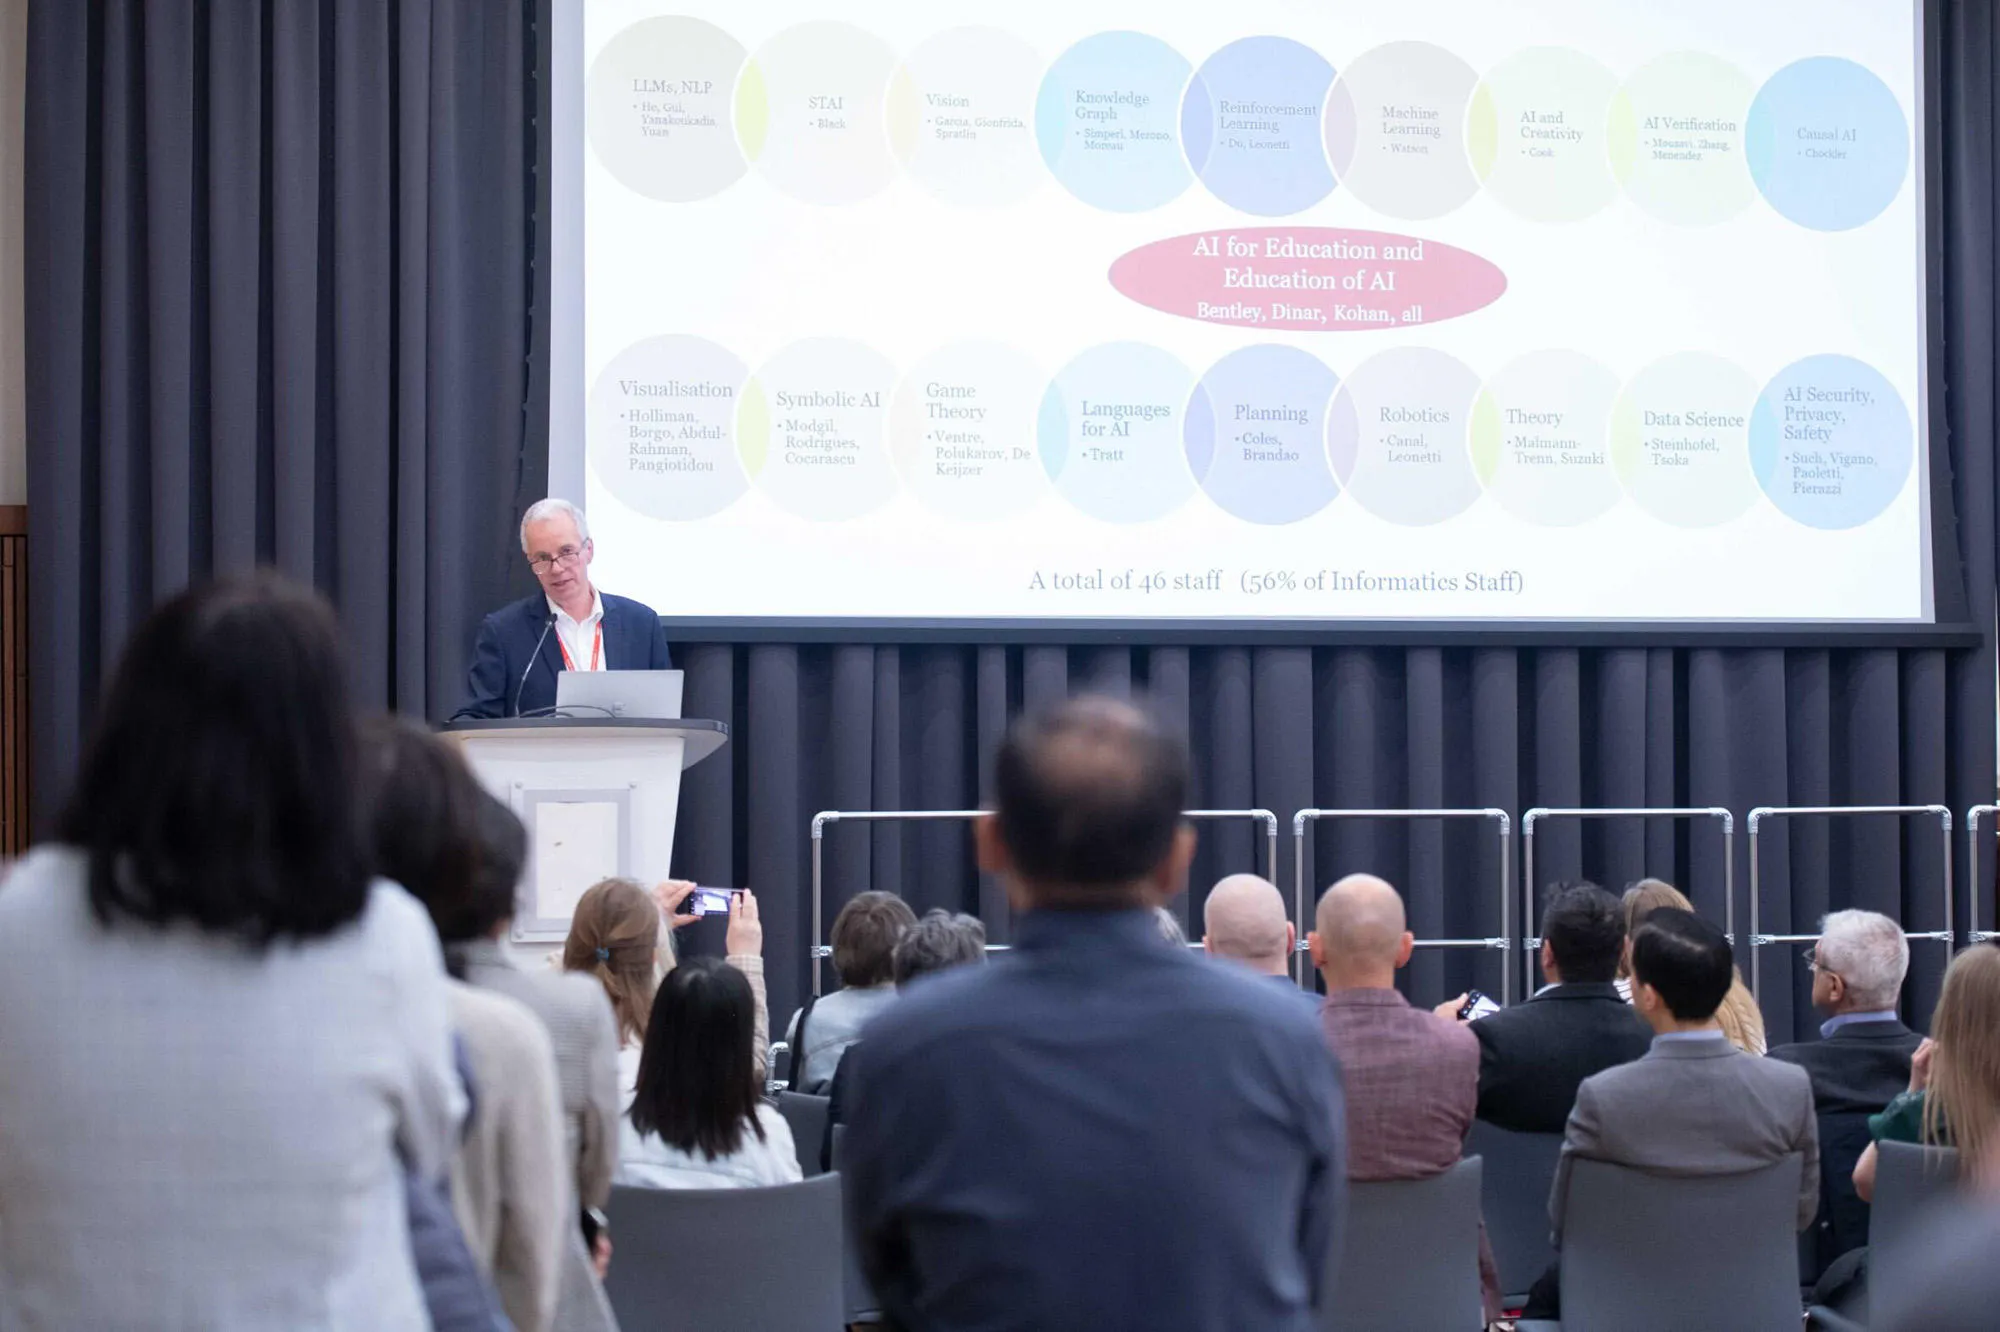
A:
687,887,733,917
1459,991,1501,1022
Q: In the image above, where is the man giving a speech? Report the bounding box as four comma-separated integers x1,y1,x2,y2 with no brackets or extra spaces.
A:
453,498,671,719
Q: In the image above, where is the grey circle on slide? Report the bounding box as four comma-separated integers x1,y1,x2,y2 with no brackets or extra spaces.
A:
588,17,748,203
1331,347,1483,525
588,336,749,521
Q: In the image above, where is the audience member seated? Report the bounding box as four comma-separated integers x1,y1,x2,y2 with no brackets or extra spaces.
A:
824,909,988,1170
1203,873,1297,979
844,697,1345,1332
562,878,660,1111
1527,907,1818,1320
385,735,621,1331
1768,909,1922,1274
617,957,804,1189
1853,942,2000,1202
1312,873,1500,1319
1620,878,1767,1053
561,878,771,1105
0,576,463,1329
786,890,915,1092
368,715,569,1332
1440,880,1651,1135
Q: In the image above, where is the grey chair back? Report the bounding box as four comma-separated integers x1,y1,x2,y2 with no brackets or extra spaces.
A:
830,1125,884,1325
1463,1119,1562,1304
776,1091,830,1178
1869,1140,1961,1321
1558,1156,1803,1332
603,1175,843,1331
1322,1157,1484,1332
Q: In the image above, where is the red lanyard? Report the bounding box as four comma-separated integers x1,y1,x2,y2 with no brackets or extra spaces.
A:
558,621,603,672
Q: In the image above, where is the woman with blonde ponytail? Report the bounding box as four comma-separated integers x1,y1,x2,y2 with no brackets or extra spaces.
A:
1620,879,1767,1054
563,879,664,1051
562,877,771,1109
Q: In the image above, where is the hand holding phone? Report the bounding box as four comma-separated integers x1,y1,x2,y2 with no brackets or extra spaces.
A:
1457,989,1501,1022
684,887,732,917
725,889,763,958
654,880,729,929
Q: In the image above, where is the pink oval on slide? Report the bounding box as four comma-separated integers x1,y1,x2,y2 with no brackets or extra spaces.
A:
1108,227,1507,332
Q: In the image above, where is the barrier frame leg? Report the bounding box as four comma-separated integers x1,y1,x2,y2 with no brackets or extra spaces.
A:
1968,805,1998,945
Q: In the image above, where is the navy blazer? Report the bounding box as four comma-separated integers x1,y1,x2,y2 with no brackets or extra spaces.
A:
452,591,671,720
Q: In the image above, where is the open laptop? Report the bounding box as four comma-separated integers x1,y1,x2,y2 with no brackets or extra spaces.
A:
553,669,683,720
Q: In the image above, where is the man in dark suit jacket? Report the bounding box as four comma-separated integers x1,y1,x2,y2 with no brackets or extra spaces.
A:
1768,909,1923,1274
452,499,671,719
1437,881,1651,1134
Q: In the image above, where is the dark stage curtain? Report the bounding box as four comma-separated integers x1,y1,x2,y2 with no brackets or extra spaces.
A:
26,1,2000,1044
24,0,544,803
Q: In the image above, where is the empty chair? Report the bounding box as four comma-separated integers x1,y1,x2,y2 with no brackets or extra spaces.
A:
776,1091,830,1178
1518,1156,1804,1332
1464,1120,1562,1305
1868,1141,1961,1320
1322,1157,1484,1332
603,1175,842,1331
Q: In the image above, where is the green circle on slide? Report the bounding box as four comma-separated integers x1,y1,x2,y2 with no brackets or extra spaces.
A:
1611,353,1758,526
1472,350,1621,525
1470,47,1619,223
1608,53,1754,227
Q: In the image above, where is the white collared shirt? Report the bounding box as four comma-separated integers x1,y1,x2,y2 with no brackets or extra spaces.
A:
547,590,605,673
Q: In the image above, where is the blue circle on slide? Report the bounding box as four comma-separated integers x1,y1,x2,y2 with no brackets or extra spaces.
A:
1185,346,1340,523
1182,37,1337,216
1038,343,1196,523
1745,58,1909,231
1035,32,1193,212
1748,355,1911,529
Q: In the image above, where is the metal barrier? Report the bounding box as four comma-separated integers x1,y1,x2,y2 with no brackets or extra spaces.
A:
1520,809,1734,1001
808,807,1280,997
1291,808,1514,1001
1746,805,1954,1000
1969,805,1999,945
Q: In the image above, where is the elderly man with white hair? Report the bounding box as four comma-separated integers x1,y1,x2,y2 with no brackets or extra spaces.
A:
454,498,672,719
1769,908,1924,1279
1201,874,1296,980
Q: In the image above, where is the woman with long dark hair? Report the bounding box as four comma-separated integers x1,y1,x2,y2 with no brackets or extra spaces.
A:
620,955,803,1189
0,576,461,1329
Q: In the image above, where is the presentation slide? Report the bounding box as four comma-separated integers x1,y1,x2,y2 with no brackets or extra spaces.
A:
550,0,1932,626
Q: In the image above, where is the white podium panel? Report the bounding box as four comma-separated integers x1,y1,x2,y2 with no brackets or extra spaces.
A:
441,719,727,942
